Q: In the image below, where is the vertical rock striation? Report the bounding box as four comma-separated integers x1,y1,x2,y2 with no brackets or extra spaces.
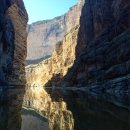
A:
0,0,28,129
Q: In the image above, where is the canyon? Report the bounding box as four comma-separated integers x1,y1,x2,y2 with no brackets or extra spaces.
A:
1,0,130,130
25,0,130,130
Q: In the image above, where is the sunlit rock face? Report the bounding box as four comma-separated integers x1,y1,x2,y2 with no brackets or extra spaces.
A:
23,86,74,130
26,0,84,63
24,1,84,129
26,25,79,87
24,25,79,130
0,0,28,129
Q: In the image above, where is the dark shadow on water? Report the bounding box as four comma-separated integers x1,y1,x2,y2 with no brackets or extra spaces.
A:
45,84,130,130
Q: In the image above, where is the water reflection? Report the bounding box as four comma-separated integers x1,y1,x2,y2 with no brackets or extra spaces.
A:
46,87,130,130
22,87,130,130
21,108,49,130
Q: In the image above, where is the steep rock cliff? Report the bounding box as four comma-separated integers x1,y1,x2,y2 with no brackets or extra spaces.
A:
26,0,84,63
64,0,130,106
0,0,28,129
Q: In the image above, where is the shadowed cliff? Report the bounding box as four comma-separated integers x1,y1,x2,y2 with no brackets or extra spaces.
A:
0,0,28,129
26,0,83,63
63,0,130,106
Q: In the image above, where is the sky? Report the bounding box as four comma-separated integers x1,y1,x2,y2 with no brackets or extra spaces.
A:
23,0,78,24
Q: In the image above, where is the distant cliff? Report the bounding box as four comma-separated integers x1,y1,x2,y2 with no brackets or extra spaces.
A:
0,0,28,129
26,0,84,62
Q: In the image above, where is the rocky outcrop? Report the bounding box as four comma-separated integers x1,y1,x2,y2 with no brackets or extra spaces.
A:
0,0,28,130
26,0,84,63
27,15,66,62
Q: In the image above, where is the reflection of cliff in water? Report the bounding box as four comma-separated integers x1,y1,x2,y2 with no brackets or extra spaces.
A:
46,87,130,130
21,108,49,130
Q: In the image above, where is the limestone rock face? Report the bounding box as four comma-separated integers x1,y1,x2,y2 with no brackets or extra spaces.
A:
8,0,28,85
26,25,79,87
0,0,28,129
26,0,84,63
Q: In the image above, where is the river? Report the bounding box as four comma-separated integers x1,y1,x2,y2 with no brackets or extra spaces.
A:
21,108,49,130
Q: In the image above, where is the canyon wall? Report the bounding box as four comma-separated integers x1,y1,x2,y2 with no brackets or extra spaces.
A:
0,0,28,129
26,0,84,63
64,0,130,105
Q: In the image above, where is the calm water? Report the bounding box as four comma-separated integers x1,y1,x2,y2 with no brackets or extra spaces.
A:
21,89,130,130
61,89,130,130
21,108,49,130
46,87,130,130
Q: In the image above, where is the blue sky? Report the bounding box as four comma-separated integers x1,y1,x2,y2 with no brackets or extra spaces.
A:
23,0,78,24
